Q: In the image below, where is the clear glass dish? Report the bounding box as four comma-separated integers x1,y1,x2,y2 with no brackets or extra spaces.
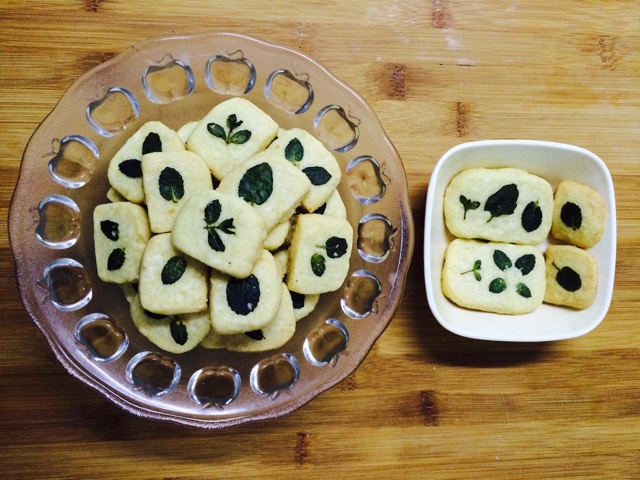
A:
9,33,414,428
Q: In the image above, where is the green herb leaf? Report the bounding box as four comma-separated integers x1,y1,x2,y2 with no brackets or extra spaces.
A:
100,220,119,241
460,195,481,220
314,203,327,215
226,274,260,315
119,159,142,178
560,202,582,230
515,254,536,276
229,130,252,145
285,138,304,164
207,230,225,251
461,259,482,281
207,122,227,141
142,132,162,154
324,236,348,258
302,166,332,186
489,277,507,294
554,263,582,292
107,247,126,271
227,114,242,131
244,330,264,341
204,199,222,224
216,218,235,235
521,200,543,232
311,253,326,277
493,250,512,271
290,290,305,309
170,320,188,345
158,166,185,203
484,184,519,222
161,256,187,285
238,162,273,205
516,283,532,298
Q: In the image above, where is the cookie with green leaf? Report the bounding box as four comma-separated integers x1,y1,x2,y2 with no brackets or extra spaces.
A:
224,283,297,352
138,233,209,316
217,149,311,231
441,238,545,314
210,249,282,335
267,127,342,213
185,97,279,180
543,245,597,309
130,294,211,354
107,121,186,204
171,189,267,278
141,150,213,233
93,202,151,284
287,214,353,295
444,167,553,245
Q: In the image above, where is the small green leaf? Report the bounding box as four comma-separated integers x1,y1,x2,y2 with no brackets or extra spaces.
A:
521,200,543,232
461,259,482,281
170,320,188,345
226,274,261,315
204,200,222,224
229,130,252,145
314,203,327,215
560,202,582,230
516,283,532,298
484,184,519,222
158,166,184,203
302,166,332,186
238,162,273,205
100,220,119,241
207,229,225,252
489,277,507,294
107,248,126,271
311,253,326,277
554,263,582,292
515,254,536,276
244,330,264,341
142,132,162,154
473,271,481,281
493,250,512,271
290,290,305,309
119,159,142,178
460,195,480,220
161,256,187,285
325,236,348,258
207,122,227,141
216,218,235,235
285,138,304,164
227,114,242,131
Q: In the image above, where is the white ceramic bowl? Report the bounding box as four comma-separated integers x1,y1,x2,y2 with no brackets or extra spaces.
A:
424,140,616,342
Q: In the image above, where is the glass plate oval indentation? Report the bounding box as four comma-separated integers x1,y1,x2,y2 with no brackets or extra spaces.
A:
265,69,314,114
41,258,93,311
142,56,195,103
48,135,99,188
34,194,81,249
205,51,256,95
86,86,140,137
75,313,129,363
8,32,415,429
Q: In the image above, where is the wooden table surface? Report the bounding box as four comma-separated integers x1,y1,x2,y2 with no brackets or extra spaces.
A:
1,1,639,479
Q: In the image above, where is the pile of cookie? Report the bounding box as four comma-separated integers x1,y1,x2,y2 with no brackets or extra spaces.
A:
93,98,352,354
441,167,606,314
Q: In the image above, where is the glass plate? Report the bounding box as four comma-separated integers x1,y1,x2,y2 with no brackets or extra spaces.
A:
9,32,414,428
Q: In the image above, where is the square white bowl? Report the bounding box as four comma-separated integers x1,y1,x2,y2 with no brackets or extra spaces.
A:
424,140,616,342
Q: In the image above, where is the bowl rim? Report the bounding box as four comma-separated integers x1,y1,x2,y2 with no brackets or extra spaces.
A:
424,139,616,342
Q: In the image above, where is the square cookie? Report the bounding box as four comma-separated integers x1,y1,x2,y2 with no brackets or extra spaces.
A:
544,245,598,309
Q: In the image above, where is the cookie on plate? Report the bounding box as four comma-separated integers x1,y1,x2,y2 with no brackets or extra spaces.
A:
551,180,606,249
141,151,213,233
138,233,209,316
544,245,598,309
209,249,282,335
93,202,151,283
444,167,553,245
107,121,186,204
441,238,546,314
171,190,267,278
267,127,342,213
287,214,353,294
186,97,279,180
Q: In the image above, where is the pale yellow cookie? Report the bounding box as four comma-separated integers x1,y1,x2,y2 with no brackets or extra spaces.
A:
186,97,279,180
138,233,209,316
107,121,185,203
444,168,553,245
441,238,545,314
544,245,597,309
551,180,606,249
93,202,151,283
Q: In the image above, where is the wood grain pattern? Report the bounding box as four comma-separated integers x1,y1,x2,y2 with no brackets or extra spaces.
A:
1,1,639,478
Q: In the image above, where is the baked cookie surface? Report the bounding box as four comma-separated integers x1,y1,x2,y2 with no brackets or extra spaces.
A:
544,245,598,309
